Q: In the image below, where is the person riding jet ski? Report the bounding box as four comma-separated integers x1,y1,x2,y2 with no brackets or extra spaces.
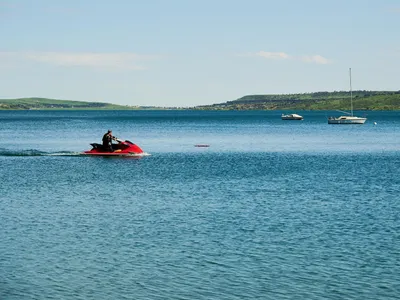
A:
83,132,145,156
102,129,117,152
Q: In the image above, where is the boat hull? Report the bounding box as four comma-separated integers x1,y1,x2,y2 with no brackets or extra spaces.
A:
81,152,145,157
281,116,303,120
328,117,367,124
82,140,145,156
281,113,303,120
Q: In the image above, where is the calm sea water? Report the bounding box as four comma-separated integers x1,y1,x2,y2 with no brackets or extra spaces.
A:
1,110,399,299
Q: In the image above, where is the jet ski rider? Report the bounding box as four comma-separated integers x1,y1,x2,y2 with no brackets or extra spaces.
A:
102,129,117,152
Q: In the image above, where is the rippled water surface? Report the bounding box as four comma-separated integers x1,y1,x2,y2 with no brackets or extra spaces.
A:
1,110,400,299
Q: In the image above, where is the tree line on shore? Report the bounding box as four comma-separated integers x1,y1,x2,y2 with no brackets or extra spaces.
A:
1,91,400,110
195,90,400,110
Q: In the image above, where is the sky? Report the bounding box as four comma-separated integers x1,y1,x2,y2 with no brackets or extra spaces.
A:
1,0,399,107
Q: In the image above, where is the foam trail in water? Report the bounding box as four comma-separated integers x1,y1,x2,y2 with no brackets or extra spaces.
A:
137,152,151,157
46,152,83,156
0,149,82,157
0,148,152,157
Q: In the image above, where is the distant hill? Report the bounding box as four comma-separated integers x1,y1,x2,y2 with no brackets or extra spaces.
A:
0,97,138,110
2,91,400,110
195,90,400,110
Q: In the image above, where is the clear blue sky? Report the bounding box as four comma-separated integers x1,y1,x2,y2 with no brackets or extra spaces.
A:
1,0,399,107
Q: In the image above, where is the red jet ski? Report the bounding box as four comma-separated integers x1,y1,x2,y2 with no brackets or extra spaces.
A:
82,139,145,156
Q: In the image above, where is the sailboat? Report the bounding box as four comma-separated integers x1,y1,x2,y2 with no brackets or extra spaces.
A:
328,68,367,124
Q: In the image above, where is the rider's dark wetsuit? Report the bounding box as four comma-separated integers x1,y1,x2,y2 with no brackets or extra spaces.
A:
102,133,114,152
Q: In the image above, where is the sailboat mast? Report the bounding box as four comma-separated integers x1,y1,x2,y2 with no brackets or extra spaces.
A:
349,68,353,116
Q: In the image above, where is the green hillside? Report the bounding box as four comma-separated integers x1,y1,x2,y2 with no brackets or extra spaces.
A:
2,91,400,110
0,97,136,110
196,91,400,110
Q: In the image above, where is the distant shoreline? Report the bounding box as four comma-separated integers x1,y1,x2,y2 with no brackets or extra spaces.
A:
1,108,399,112
1,91,400,110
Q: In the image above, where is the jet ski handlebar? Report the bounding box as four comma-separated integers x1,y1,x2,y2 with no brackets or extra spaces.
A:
113,137,133,144
114,137,126,143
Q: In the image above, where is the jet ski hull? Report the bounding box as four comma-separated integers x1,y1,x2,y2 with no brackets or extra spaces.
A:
82,140,145,156
82,152,144,157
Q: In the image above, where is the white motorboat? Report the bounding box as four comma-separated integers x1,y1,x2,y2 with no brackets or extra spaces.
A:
281,113,303,120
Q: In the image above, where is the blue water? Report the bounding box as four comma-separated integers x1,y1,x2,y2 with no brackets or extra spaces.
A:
1,110,400,299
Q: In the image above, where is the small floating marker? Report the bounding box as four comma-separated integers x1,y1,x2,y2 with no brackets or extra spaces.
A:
374,122,377,125
195,144,210,147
